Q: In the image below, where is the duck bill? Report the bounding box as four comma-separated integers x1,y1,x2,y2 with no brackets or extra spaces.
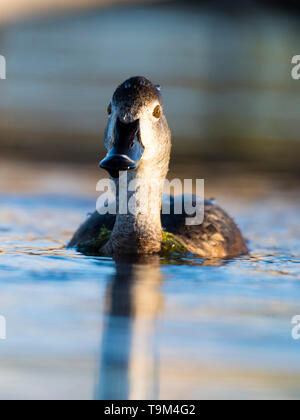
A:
99,118,144,178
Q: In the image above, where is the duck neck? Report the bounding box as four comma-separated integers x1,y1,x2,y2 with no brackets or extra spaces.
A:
106,167,165,255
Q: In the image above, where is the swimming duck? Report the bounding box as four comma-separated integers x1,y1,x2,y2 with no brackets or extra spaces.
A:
69,76,248,258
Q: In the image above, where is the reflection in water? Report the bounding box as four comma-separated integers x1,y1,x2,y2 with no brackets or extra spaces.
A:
0,191,299,399
96,256,163,400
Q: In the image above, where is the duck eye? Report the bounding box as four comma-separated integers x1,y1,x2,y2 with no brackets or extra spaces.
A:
153,105,161,119
107,103,112,115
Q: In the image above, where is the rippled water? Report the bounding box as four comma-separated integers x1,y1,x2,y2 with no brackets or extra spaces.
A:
0,179,299,400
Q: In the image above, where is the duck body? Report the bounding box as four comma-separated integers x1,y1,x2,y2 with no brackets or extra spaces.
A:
69,76,248,258
69,196,248,258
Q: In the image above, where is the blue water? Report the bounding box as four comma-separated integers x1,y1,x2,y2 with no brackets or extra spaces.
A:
0,190,299,400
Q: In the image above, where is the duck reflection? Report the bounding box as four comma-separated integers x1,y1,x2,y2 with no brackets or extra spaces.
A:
96,255,163,400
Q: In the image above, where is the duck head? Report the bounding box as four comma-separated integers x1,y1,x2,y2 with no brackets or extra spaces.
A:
100,76,171,179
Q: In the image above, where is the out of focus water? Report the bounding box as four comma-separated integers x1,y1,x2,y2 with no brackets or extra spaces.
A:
0,164,299,400
1,3,300,170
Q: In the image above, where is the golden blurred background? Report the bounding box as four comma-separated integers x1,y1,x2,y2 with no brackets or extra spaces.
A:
0,0,300,175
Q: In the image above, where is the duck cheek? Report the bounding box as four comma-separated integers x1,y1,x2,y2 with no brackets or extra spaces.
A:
139,141,157,162
139,121,157,160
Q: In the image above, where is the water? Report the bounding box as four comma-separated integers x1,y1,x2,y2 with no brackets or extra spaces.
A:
0,166,299,400
1,3,300,170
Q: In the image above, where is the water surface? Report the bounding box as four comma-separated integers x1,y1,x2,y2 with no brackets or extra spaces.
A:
0,166,299,400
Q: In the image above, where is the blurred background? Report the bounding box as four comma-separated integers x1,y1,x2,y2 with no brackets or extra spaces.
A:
0,0,300,401
1,0,300,179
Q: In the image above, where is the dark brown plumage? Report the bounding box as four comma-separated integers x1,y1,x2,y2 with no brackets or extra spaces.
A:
69,197,248,258
69,76,248,258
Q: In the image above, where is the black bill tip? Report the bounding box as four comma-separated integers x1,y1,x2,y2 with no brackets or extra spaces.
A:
99,154,137,178
99,118,144,178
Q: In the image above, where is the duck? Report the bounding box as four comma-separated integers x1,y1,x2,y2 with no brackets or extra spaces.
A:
69,76,248,258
